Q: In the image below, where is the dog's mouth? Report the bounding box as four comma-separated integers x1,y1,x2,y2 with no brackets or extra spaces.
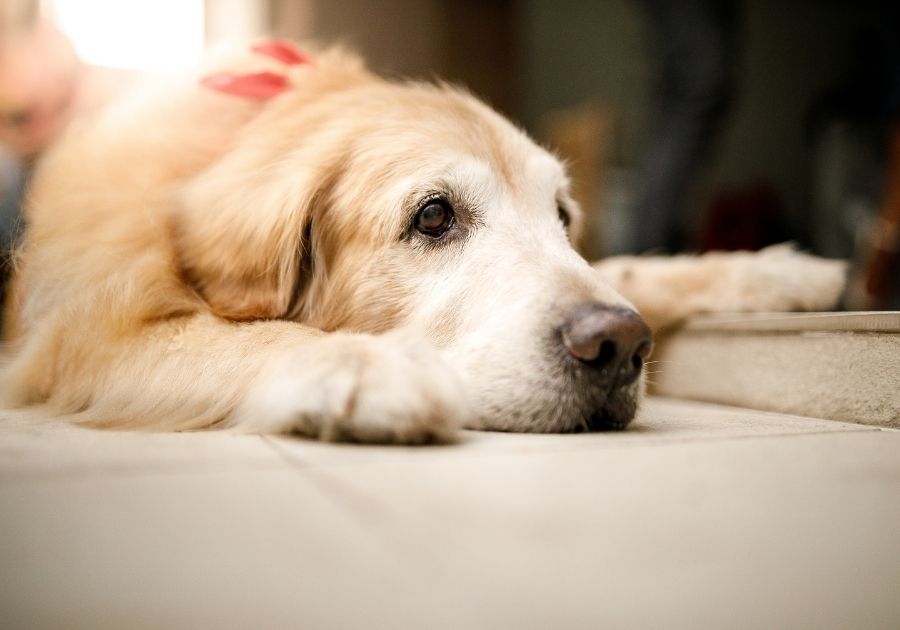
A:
566,387,640,433
468,375,642,434
570,419,629,433
579,408,634,432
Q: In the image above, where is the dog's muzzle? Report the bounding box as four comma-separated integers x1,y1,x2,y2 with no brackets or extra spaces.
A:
559,304,653,431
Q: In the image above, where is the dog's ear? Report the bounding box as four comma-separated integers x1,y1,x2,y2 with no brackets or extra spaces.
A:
174,45,371,320
173,146,331,321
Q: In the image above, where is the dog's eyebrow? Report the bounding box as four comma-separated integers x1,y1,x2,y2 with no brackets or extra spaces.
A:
403,187,480,217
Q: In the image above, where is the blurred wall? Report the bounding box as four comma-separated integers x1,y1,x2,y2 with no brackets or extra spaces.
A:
272,0,442,77
264,0,878,248
519,0,874,241
270,0,519,117
707,0,871,233
519,0,650,167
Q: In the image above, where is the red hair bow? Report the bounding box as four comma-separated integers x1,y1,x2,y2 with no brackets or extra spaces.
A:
200,40,312,100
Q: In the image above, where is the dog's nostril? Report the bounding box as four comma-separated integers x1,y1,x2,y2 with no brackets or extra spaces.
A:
560,305,653,382
631,340,653,371
597,339,617,365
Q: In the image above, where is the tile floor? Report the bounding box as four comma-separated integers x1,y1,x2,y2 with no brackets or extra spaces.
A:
1,398,898,629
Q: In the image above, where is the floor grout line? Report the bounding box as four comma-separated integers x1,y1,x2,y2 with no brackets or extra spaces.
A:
261,433,515,622
0,459,291,483
261,435,478,584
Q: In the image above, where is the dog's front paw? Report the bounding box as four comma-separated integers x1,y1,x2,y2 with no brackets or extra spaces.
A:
231,333,466,444
727,244,847,313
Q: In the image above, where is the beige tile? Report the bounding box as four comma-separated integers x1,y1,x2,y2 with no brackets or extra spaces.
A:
0,409,283,476
632,396,879,437
0,468,478,630
284,430,900,630
1,400,896,629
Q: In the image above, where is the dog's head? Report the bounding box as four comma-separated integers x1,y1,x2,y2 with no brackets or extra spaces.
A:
175,47,651,432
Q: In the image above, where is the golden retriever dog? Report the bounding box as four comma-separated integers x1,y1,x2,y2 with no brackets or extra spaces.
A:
0,41,845,442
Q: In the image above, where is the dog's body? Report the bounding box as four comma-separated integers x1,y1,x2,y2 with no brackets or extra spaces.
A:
0,43,845,442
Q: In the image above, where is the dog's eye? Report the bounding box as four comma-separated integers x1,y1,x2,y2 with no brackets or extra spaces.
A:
415,199,455,237
558,205,571,228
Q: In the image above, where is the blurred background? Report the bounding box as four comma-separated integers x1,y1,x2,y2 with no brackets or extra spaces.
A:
1,0,899,308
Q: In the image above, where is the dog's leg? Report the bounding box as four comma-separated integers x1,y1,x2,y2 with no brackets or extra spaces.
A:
3,314,464,443
592,244,847,331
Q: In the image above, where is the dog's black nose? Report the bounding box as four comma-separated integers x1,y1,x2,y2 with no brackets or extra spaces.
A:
560,305,653,385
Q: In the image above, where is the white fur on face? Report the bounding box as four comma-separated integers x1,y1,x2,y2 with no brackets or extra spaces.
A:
411,154,638,432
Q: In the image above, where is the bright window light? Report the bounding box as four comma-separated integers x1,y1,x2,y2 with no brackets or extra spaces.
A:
49,0,205,72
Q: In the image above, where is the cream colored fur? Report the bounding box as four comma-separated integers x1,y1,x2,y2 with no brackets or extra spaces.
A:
0,44,846,442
